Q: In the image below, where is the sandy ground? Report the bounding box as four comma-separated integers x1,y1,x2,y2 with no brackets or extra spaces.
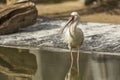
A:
36,1,120,24
0,1,120,23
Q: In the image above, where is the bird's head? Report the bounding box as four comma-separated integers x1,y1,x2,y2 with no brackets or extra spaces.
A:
60,12,80,33
70,12,80,21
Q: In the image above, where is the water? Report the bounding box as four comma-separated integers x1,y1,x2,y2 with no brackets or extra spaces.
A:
0,46,120,80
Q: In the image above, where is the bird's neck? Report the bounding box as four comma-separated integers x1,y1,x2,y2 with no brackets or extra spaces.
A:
69,20,79,33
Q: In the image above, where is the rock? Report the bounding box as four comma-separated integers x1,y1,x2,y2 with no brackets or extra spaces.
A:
0,1,38,35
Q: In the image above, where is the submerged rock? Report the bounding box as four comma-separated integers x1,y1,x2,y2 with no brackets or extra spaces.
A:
0,46,37,78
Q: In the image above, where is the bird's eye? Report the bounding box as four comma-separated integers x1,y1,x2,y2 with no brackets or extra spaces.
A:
70,15,74,20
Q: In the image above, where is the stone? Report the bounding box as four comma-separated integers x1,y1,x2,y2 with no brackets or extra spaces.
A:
0,1,38,35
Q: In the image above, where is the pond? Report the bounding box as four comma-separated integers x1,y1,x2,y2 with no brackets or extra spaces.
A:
0,46,120,80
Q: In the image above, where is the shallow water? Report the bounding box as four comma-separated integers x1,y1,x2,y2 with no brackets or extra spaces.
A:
0,46,120,80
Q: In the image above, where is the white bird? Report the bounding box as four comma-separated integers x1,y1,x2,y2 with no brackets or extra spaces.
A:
60,12,84,79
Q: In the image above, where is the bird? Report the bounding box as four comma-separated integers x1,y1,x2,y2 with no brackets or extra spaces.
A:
60,12,84,80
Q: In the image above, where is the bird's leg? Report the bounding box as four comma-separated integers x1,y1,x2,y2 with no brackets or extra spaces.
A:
66,47,73,80
70,47,73,73
77,46,80,78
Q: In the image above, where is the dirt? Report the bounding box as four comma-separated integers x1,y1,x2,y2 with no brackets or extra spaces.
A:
0,1,120,24
36,1,120,24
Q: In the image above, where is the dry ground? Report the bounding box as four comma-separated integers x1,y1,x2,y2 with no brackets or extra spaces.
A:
36,1,120,24
0,1,120,24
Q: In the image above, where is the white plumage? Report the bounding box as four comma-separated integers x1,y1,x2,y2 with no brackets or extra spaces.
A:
60,12,84,80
